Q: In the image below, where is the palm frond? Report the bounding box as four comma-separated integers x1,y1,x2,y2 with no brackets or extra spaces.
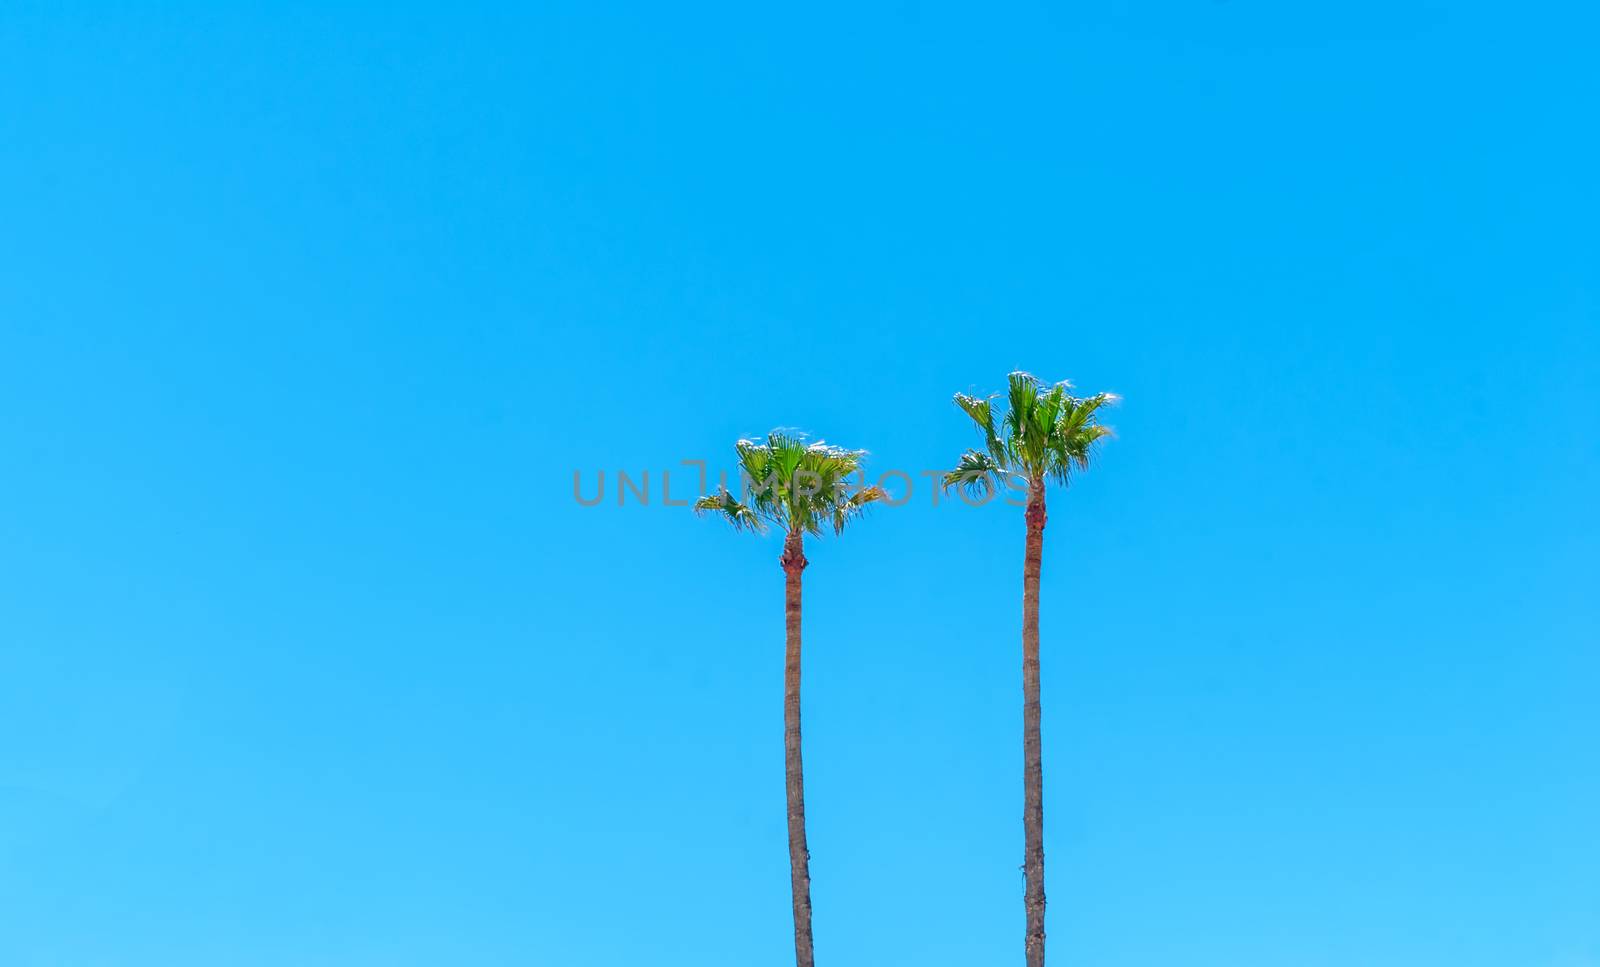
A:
954,392,1005,465
693,488,768,533
1006,371,1042,429
1046,392,1118,485
943,449,1002,496
830,484,887,535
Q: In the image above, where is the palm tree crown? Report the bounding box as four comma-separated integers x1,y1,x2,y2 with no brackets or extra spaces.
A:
695,431,886,535
944,371,1116,494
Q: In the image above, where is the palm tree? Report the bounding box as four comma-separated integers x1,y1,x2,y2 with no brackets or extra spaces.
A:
695,431,885,967
944,373,1116,967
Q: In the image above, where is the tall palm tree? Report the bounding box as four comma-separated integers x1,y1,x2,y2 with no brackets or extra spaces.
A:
945,373,1116,967
695,431,885,967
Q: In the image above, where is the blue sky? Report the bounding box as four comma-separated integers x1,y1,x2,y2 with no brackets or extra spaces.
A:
2,3,1597,965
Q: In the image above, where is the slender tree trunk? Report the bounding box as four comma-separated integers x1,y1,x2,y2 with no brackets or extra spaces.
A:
1022,482,1048,967
780,529,815,967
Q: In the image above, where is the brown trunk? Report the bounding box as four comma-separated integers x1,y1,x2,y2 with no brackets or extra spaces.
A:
780,529,815,967
1022,482,1047,967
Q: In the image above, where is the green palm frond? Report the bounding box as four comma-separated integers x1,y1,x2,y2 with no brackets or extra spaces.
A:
830,484,887,535
954,392,1005,465
943,449,1003,496
693,488,768,533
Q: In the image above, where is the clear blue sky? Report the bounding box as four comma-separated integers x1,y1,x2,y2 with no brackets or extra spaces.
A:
2,3,1596,965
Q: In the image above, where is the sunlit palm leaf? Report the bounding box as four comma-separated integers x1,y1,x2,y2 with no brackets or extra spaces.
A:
693,488,768,533
943,449,1002,496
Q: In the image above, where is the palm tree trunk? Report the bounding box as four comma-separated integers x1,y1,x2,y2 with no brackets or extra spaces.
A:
780,529,815,967
1022,482,1047,967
